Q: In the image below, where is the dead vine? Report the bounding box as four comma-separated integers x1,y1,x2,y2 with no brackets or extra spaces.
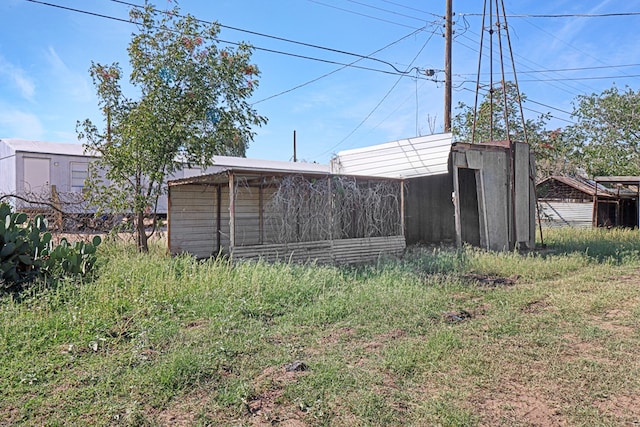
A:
266,175,401,243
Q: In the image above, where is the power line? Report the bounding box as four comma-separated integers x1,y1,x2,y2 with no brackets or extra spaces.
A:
307,0,422,30
379,0,441,19
450,73,640,85
108,0,434,75
313,28,438,157
452,33,589,99
25,0,132,24
523,107,574,124
456,63,640,76
24,0,430,78
344,0,433,24
525,98,573,117
459,87,575,125
518,74,640,82
452,20,640,89
379,0,442,19
509,9,640,86
254,25,438,105
459,11,640,18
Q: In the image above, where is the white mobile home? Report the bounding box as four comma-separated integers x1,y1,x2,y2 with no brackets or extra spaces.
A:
0,138,213,214
0,139,94,210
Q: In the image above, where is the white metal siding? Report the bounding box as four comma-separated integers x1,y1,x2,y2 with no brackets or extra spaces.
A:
538,201,593,228
70,162,89,191
0,140,17,195
331,133,452,178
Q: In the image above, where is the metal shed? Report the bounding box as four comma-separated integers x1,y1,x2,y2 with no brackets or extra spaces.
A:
451,141,536,251
537,175,639,228
167,160,405,264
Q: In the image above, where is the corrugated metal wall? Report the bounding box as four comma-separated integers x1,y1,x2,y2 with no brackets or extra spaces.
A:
538,201,593,228
230,235,405,265
234,184,280,245
404,174,455,244
169,184,230,258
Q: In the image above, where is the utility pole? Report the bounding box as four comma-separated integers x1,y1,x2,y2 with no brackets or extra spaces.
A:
444,0,453,132
293,130,297,162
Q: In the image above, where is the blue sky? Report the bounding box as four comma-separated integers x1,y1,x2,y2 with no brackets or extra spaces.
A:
1,0,640,163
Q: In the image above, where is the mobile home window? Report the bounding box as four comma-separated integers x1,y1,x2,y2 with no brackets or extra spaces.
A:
71,162,89,191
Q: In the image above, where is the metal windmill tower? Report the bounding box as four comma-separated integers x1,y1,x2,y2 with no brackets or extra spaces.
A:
471,0,528,146
448,0,539,252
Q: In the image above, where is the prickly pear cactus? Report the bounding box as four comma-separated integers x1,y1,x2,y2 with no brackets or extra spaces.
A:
0,203,101,293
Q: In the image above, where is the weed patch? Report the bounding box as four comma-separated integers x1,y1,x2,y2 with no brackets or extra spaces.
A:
3,229,640,425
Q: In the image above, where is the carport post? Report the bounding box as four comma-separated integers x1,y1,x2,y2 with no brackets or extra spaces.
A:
400,180,405,236
593,179,598,227
229,171,235,248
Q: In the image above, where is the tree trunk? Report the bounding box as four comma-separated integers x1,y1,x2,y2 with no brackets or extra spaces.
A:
136,210,149,252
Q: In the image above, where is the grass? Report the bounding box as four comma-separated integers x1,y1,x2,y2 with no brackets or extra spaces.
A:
1,228,640,425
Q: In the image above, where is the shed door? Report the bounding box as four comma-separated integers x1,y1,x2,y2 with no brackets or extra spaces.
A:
23,157,51,194
457,168,481,247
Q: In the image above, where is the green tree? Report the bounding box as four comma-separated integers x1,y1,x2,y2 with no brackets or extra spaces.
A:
452,81,577,179
452,82,544,143
77,4,267,252
567,85,640,177
535,128,581,179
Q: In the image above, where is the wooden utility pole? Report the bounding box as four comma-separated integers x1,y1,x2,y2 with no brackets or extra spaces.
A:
444,0,453,132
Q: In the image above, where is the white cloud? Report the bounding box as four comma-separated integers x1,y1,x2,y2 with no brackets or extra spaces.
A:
0,107,44,139
44,46,92,102
0,55,35,101
550,0,615,51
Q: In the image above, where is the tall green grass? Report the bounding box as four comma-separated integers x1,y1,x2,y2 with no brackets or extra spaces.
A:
2,228,640,425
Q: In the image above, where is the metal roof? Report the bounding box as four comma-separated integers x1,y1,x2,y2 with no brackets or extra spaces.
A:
331,133,453,178
538,175,637,199
0,138,94,157
595,176,640,185
168,162,405,187
0,139,330,175
199,155,329,175
169,157,334,186
537,175,601,197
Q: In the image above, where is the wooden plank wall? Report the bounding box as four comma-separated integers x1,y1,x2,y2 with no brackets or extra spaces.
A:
230,235,405,265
